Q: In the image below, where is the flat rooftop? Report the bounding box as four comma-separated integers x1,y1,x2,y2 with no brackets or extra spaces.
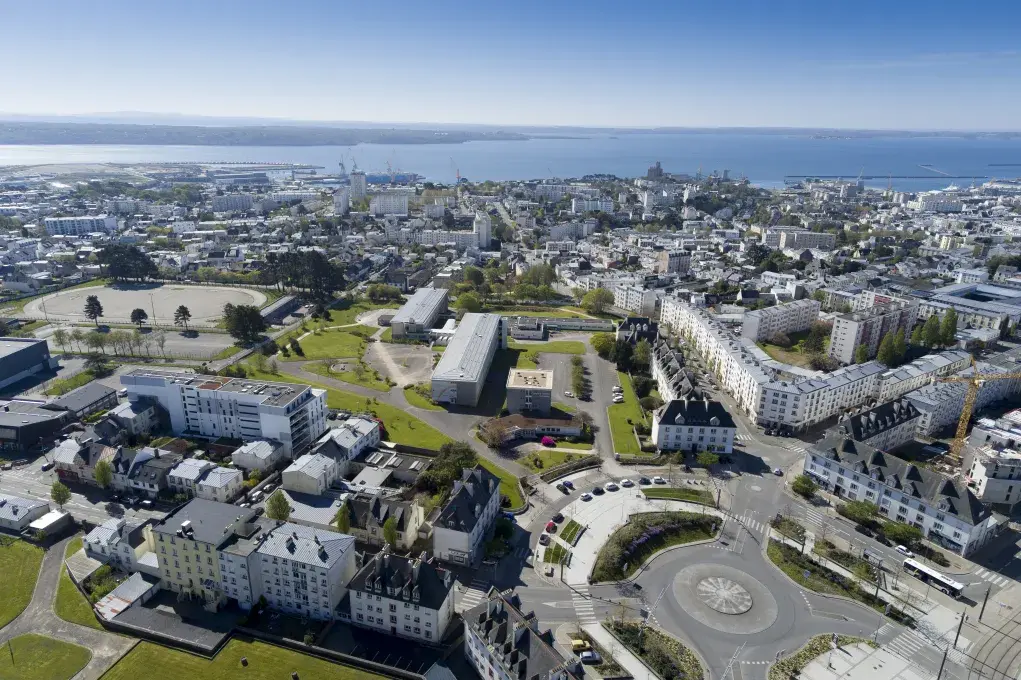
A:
507,368,553,390
0,337,47,359
432,312,501,384
123,368,317,407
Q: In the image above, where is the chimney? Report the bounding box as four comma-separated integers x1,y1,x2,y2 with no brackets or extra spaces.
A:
474,503,481,518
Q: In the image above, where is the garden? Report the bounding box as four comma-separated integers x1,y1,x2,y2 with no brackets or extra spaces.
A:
592,511,717,582
607,371,649,456
544,542,569,564
766,539,885,612
643,487,715,506
560,519,584,545
604,620,704,680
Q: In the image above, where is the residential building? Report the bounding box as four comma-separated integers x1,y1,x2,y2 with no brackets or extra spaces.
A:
505,369,553,415
651,338,694,403
341,491,424,551
804,435,1000,556
348,548,455,643
0,494,49,532
109,399,163,436
431,313,507,407
350,170,367,200
0,338,58,391
121,369,328,457
43,215,117,235
875,351,971,402
828,300,919,364
83,518,158,574
957,268,990,284
652,397,736,453
839,400,921,451
369,192,409,217
964,410,1021,511
128,450,182,499
310,418,380,462
43,382,118,420
464,589,581,680
656,250,691,274
253,523,356,621
742,299,820,342
168,458,243,503
230,439,286,473
389,287,449,340
281,453,340,495
432,466,501,566
211,194,253,212
778,230,836,250
333,187,350,216
571,197,613,214
614,284,659,317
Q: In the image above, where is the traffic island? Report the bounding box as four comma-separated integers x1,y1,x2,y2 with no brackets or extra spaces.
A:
591,511,718,582
603,620,705,680
768,635,876,680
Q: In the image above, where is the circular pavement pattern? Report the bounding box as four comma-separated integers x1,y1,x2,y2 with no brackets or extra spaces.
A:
696,577,753,614
673,563,778,635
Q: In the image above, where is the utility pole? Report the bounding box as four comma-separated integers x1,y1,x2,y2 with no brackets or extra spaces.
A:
953,610,966,648
979,584,991,620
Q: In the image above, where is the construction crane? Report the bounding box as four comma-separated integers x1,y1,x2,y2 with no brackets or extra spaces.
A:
449,156,460,184
938,356,1021,463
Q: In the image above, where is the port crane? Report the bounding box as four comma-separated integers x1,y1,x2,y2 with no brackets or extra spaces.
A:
937,356,1021,464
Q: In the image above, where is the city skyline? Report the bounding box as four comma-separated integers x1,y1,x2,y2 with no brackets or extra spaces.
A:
2,0,1020,131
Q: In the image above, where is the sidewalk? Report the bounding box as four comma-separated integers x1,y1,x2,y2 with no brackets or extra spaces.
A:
582,622,657,680
800,643,933,680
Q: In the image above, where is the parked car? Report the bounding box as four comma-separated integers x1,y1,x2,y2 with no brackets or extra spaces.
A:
580,651,602,664
612,386,623,393
556,483,568,494
544,565,555,577
855,524,875,538
552,513,564,523
40,461,54,471
539,534,551,546
572,639,592,653
773,468,784,476
546,521,557,533
895,545,915,557
562,480,574,490
564,391,574,398
612,396,624,404
581,492,593,501
639,477,652,485
140,499,154,509
605,482,619,492
621,478,634,487
653,476,666,484
592,486,605,495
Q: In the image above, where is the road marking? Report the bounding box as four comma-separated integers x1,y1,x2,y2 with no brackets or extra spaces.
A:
457,579,490,612
885,630,927,660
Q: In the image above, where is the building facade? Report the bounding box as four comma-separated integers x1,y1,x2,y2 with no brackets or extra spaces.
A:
505,369,553,415
431,313,507,407
651,398,736,453
828,300,919,364
432,466,501,566
741,299,820,342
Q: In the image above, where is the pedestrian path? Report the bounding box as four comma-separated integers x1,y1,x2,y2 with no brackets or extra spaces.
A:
457,579,490,612
885,630,928,661
974,567,1011,586
737,434,755,441
735,513,767,535
571,586,598,625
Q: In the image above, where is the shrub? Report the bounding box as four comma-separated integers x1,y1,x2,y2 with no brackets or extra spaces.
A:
631,376,653,398
640,395,663,411
767,332,792,348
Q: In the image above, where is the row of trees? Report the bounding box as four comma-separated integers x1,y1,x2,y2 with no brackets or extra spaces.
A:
53,326,170,357
80,295,193,332
863,310,959,368
96,244,159,282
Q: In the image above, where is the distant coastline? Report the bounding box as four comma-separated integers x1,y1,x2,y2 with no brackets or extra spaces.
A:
0,120,1019,146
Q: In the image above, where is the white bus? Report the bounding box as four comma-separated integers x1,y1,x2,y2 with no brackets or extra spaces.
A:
902,558,964,599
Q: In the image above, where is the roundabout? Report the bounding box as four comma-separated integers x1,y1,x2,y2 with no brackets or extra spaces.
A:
674,562,778,634
696,577,753,615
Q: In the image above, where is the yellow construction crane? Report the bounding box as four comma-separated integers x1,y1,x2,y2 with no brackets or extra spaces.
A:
938,356,1021,463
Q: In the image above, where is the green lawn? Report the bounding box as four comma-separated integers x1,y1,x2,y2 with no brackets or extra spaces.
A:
478,458,524,510
100,639,391,680
643,487,715,505
380,327,393,341
561,519,583,544
592,512,717,582
487,307,588,319
44,369,97,396
328,299,400,325
403,384,444,410
508,339,586,354
306,360,391,392
557,441,593,450
607,371,646,455
521,448,585,472
552,401,576,414
544,542,569,564
211,344,244,361
767,540,885,612
0,634,92,680
17,319,50,334
281,326,375,361
54,537,101,630
0,538,44,628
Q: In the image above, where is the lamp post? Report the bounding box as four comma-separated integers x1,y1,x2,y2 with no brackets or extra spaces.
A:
149,292,157,328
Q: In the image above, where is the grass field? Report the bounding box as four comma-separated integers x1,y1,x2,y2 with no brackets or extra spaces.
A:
508,339,586,354
211,344,244,361
478,458,524,510
248,365,452,449
607,371,646,455
556,441,593,450
487,307,588,319
99,639,391,680
544,542,569,564
403,384,444,410
521,448,585,473
0,634,92,680
329,299,400,326
44,369,97,396
767,539,884,612
561,519,583,544
380,327,393,341
758,342,814,369
305,360,391,392
0,539,44,628
54,537,101,630
281,325,375,362
643,487,715,505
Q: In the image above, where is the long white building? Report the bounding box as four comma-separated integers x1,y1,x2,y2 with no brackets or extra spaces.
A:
742,299,820,342
121,370,327,457
431,313,507,407
875,350,971,402
44,215,117,235
390,287,449,340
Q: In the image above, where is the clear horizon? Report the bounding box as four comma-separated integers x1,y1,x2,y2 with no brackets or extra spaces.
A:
3,0,1020,130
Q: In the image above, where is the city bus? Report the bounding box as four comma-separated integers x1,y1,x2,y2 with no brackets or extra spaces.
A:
902,558,965,599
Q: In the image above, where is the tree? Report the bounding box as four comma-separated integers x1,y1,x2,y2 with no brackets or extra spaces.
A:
83,295,104,327
697,451,720,470
791,474,818,498
70,328,85,352
883,521,923,547
265,490,291,521
173,305,192,331
383,516,398,546
94,460,113,489
53,328,69,353
910,325,924,346
128,308,147,328
611,340,634,371
892,329,906,365
634,339,652,367
922,315,941,348
804,321,831,354
811,289,827,304
51,481,71,509
153,329,168,357
463,266,485,287
581,288,614,315
841,500,879,526
590,332,616,358
940,308,958,347
84,353,111,376
455,293,481,314
96,244,158,281
334,500,351,533
86,330,106,355
855,343,869,364
222,303,267,343
877,331,896,367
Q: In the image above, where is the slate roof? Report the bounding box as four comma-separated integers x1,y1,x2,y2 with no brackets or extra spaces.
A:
256,522,353,569
843,400,920,441
655,398,736,429
346,490,414,533
811,433,989,526
47,382,115,413
0,494,48,523
349,550,453,612
436,466,499,535
151,498,256,546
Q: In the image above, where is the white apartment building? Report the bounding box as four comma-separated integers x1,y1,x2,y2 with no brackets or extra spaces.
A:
614,284,658,317
43,215,117,236
957,268,990,284
741,299,820,342
370,192,409,216
906,358,1021,436
432,466,501,566
761,271,798,289
652,398,736,453
211,194,253,212
473,211,491,247
349,171,367,200
168,458,243,503
348,549,455,643
804,435,1000,556
281,453,340,495
571,197,613,214
333,187,350,216
270,190,320,202
121,370,328,457
875,350,971,402
779,230,836,250
758,362,885,432
912,193,963,213
965,410,1021,510
828,300,919,364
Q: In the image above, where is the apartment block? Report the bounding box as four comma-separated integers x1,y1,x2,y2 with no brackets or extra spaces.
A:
505,369,553,415
742,299,820,342
43,215,117,235
432,466,501,566
840,400,921,451
121,370,328,457
875,350,971,402
614,284,658,317
828,300,919,364
652,397,736,453
656,249,691,274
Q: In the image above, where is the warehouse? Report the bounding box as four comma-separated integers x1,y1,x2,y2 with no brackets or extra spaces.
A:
431,313,507,407
0,338,59,390
390,287,449,340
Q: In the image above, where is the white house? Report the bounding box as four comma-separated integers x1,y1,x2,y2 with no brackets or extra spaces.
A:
83,518,158,575
230,440,286,473
431,467,501,566
651,398,736,454
281,453,340,496
0,494,49,532
168,458,243,503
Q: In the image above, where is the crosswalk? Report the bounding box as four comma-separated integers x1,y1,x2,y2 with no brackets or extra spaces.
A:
458,579,490,612
735,513,767,535
512,546,531,560
802,508,828,527
783,443,809,454
571,586,598,625
974,567,1011,587
737,434,755,441
886,630,928,660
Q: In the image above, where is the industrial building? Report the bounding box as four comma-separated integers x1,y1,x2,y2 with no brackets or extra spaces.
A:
0,337,58,391
505,369,553,415
431,313,507,407
389,287,449,340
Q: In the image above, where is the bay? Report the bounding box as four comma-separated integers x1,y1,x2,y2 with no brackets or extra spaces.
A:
1,132,1020,192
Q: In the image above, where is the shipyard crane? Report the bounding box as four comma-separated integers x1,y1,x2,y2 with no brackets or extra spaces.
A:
449,156,460,184
938,356,1021,464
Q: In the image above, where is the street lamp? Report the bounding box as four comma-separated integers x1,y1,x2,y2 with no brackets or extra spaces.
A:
149,292,157,327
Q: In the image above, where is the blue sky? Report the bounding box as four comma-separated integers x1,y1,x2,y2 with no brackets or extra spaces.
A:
2,0,1019,130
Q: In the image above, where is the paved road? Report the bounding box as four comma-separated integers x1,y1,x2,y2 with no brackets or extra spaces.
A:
0,534,137,680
